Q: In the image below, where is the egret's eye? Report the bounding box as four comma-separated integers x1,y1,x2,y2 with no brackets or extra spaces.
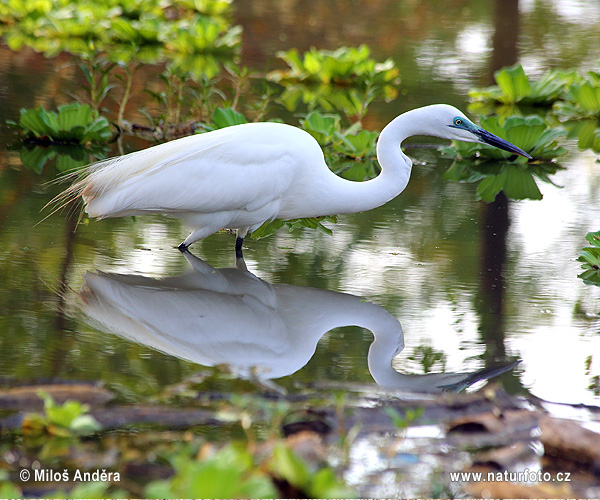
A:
453,118,463,126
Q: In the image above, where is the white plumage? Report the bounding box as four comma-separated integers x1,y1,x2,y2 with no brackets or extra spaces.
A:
55,104,530,252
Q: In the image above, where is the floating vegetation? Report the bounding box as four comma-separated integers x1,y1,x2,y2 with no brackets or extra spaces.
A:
8,103,113,145
469,64,576,109
442,115,566,202
268,45,400,119
553,70,600,152
442,115,567,162
0,0,241,61
578,230,600,286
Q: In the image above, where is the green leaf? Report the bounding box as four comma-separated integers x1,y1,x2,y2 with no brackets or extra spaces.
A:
211,107,247,129
270,444,310,490
577,231,600,286
495,64,531,103
501,165,542,200
301,111,340,145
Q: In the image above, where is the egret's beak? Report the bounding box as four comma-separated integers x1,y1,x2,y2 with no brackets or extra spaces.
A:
474,128,532,159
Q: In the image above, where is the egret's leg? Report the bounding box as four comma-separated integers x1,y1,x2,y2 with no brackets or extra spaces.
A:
235,227,249,260
178,222,226,252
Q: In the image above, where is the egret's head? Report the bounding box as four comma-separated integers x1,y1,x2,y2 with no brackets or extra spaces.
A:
435,104,531,159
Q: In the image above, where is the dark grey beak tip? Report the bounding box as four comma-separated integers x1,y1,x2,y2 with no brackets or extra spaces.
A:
476,128,532,160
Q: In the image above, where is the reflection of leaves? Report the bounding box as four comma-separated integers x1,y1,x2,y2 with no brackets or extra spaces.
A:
444,160,563,202
407,345,447,374
269,443,354,498
12,143,109,174
145,444,277,499
251,216,337,240
564,119,600,153
441,115,566,202
578,230,600,286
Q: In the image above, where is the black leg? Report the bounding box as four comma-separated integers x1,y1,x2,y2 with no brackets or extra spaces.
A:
235,236,244,259
178,242,189,252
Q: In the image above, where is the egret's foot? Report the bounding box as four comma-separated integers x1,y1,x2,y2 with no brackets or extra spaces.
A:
177,242,189,252
235,236,244,260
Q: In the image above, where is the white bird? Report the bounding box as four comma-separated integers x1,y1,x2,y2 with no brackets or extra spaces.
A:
56,104,531,254
76,250,519,394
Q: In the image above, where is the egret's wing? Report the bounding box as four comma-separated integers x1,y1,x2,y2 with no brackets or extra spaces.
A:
80,124,313,218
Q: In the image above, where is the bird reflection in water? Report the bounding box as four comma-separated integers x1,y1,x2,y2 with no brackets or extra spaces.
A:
77,250,518,395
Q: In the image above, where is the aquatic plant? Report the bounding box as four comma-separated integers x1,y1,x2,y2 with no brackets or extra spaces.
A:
144,441,352,499
442,115,566,202
145,444,278,498
14,143,109,174
442,115,567,162
555,75,600,119
578,230,600,286
553,71,600,152
268,45,399,118
22,391,102,439
8,103,113,145
469,64,574,108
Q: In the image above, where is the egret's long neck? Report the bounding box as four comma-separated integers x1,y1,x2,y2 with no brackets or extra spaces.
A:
307,109,430,216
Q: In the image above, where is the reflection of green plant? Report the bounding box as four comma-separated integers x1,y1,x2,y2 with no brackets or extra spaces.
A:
564,119,600,153
8,103,113,145
22,392,102,439
383,407,424,431
578,230,600,286
12,143,109,174
269,443,353,498
251,216,338,241
407,345,447,374
146,444,277,498
145,441,352,499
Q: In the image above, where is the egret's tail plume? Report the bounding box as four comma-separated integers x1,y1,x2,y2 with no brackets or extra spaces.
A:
39,158,110,226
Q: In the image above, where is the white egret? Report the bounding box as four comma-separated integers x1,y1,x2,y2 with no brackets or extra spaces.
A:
57,104,531,254
77,250,519,394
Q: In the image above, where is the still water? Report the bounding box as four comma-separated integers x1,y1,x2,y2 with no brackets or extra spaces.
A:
0,0,599,411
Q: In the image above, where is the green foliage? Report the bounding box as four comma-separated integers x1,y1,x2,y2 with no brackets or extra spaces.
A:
269,45,399,117
553,70,600,152
408,345,447,373
578,230,600,286
441,116,566,202
0,0,240,60
469,64,575,107
554,70,600,118
205,106,248,130
444,115,567,162
383,407,424,431
269,443,354,498
270,45,399,86
13,143,108,174
22,391,102,438
251,216,337,240
300,111,342,145
145,444,277,498
9,103,112,144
